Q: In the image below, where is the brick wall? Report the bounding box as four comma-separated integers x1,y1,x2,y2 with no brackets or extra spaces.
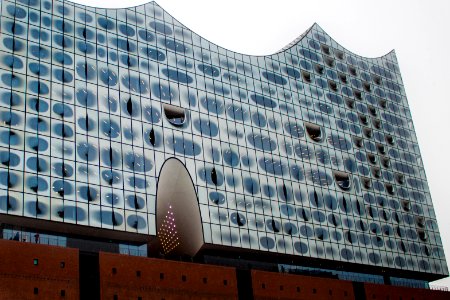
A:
0,239,79,300
364,282,450,300
99,252,238,300
251,269,355,300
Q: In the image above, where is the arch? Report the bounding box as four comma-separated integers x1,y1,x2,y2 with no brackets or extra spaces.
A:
156,158,203,256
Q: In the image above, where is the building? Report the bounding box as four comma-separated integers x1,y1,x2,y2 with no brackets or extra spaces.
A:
0,0,448,299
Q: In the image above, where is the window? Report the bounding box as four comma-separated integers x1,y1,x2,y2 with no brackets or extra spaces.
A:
353,136,363,148
112,267,117,274
163,104,186,127
363,82,371,92
372,119,381,129
60,262,65,268
301,70,312,83
367,153,377,165
280,285,283,291
297,287,301,293
361,177,372,189
321,44,331,55
313,288,317,294
304,122,325,143
262,283,266,289
314,64,324,75
333,171,352,191
113,295,118,300
203,277,207,284
359,114,369,125
328,80,338,91
345,98,355,109
181,275,186,282
34,287,38,295
61,290,65,297
160,273,164,280
223,279,228,286
33,258,38,266
335,49,344,60
324,56,335,67
385,135,395,145
354,90,362,100
363,127,373,138
136,271,141,277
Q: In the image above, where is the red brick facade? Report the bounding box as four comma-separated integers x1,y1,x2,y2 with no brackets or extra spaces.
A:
0,239,79,300
0,239,448,300
99,252,238,299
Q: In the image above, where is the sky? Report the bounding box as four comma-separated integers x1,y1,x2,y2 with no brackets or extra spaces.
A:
72,0,450,287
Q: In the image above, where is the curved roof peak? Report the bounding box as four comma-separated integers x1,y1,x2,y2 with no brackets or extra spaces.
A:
276,22,395,59
148,2,396,59
69,0,395,59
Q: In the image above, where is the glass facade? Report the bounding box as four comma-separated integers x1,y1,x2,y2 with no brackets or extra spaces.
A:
0,0,447,279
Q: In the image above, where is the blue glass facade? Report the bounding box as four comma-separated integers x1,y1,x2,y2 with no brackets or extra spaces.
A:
0,0,447,279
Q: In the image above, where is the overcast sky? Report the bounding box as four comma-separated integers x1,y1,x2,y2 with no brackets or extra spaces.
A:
73,0,450,287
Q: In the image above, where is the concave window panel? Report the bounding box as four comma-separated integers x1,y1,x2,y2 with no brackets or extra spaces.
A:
333,171,352,191
304,122,325,143
163,104,187,127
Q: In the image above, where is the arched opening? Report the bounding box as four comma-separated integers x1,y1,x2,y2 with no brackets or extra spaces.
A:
163,104,186,127
156,158,203,257
304,122,325,143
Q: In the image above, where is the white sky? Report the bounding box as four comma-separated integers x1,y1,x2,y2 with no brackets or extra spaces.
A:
72,0,450,287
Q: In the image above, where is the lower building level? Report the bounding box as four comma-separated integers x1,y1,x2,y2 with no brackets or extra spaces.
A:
0,230,448,300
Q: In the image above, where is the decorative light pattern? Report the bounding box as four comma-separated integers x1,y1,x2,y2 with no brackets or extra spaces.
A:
158,205,180,254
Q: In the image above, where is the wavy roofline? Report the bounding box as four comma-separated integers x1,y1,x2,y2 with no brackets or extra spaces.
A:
68,0,395,59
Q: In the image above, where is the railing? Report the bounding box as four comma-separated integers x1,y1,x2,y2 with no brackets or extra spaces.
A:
2,230,67,247
429,285,449,291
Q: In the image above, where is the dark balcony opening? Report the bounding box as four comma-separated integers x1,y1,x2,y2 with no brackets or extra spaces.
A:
372,118,381,129
314,64,324,75
361,177,372,189
328,80,338,92
354,90,362,100
385,135,395,145
363,127,373,139
149,128,156,146
385,183,395,195
372,74,382,85
376,143,386,155
335,49,344,60
321,44,331,55
339,73,348,84
368,105,377,116
301,70,312,83
401,200,411,212
381,156,391,168
345,98,355,109
416,216,425,228
305,122,325,143
367,153,377,165
353,136,363,148
333,171,352,191
395,173,405,185
359,114,369,125
163,104,186,127
324,56,335,68
418,229,428,241
372,167,381,178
